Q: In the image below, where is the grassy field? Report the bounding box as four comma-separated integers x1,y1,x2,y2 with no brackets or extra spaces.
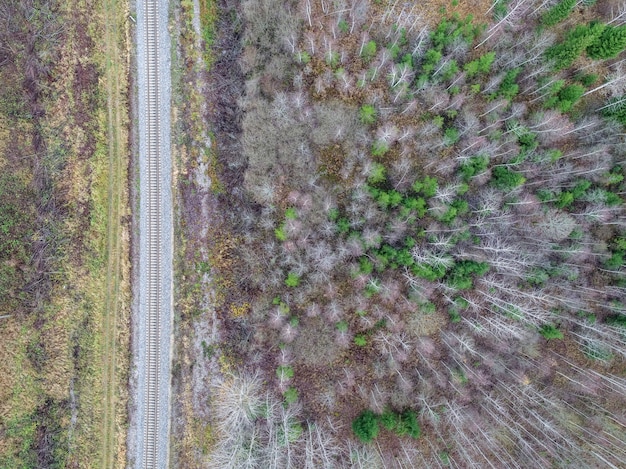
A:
100,0,130,466
0,0,130,467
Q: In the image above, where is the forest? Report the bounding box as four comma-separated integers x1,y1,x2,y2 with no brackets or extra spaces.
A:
168,0,626,467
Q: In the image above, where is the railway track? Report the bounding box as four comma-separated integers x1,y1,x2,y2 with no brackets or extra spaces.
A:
138,0,169,467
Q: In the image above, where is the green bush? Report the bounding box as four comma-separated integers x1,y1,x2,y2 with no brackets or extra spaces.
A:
277,365,295,380
572,179,591,199
422,49,442,75
605,252,624,270
464,51,496,77
275,223,287,241
371,140,390,157
338,19,349,34
587,25,626,59
439,60,459,81
576,73,598,87
359,104,377,124
449,308,461,323
516,130,538,156
443,127,460,146
445,260,489,290
354,334,368,346
601,96,626,125
401,197,427,217
359,257,374,275
367,162,387,184
352,410,380,443
491,166,526,190
283,386,299,404
540,0,576,27
336,217,351,234
539,324,564,340
459,155,489,180
336,320,349,333
606,314,626,329
379,409,399,430
396,410,421,439
495,68,521,100
545,22,605,70
551,84,585,112
556,191,575,208
361,40,377,61
411,263,447,282
412,175,438,197
285,272,301,287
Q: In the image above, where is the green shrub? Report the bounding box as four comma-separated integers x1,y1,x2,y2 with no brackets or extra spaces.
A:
359,104,377,124
396,410,421,439
367,162,387,184
439,206,458,224
379,409,398,430
283,387,299,405
491,167,526,190
449,308,461,323
401,197,427,217
275,223,287,241
602,96,626,125
576,73,598,86
443,127,460,146
556,191,574,208
422,49,442,74
439,60,459,81
352,410,380,443
285,272,301,287
411,263,447,281
540,0,576,27
446,260,489,290
572,179,591,199
361,40,377,61
285,207,297,219
338,19,349,34
463,51,496,77
539,324,564,340
296,51,311,64
606,314,626,329
336,217,351,234
516,129,538,155
371,140,390,157
552,84,585,112
587,25,626,59
545,22,605,70
527,267,550,286
359,257,374,275
277,365,295,380
354,334,368,346
412,175,438,197
605,252,624,270
494,68,521,100
336,320,349,333
459,155,489,180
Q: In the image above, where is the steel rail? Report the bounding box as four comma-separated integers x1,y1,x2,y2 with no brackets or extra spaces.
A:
143,0,161,467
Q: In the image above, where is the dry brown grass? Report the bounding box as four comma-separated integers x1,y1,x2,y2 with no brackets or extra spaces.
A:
0,0,130,466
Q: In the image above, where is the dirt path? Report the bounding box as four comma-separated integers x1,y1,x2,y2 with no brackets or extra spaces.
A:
101,0,128,467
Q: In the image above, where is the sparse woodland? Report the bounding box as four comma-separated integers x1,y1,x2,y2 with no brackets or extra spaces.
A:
186,0,626,467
